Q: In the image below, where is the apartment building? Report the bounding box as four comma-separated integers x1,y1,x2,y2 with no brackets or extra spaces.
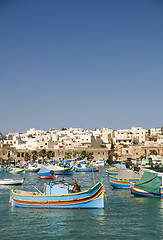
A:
131,126,147,143
150,127,163,136
113,129,132,145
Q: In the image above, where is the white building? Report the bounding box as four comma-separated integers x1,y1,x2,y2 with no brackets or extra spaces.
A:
131,126,147,143
113,129,132,145
150,128,163,136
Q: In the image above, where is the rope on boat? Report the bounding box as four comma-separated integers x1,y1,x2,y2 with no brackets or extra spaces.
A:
34,186,43,195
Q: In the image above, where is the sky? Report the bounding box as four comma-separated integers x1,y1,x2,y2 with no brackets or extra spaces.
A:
0,0,163,134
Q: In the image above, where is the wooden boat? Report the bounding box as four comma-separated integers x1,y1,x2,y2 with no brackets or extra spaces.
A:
9,169,25,175
74,158,86,165
91,160,105,167
74,163,99,172
131,171,163,197
0,178,24,185
38,164,73,178
39,175,55,179
8,180,104,209
106,167,119,176
24,164,40,172
108,169,143,189
0,166,8,172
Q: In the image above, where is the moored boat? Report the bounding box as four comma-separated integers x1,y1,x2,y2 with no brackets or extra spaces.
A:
0,178,24,185
0,166,7,172
24,164,40,172
91,160,105,167
9,169,25,175
8,180,104,209
108,169,143,189
106,167,119,176
38,164,73,178
131,170,163,197
74,163,99,172
39,175,55,179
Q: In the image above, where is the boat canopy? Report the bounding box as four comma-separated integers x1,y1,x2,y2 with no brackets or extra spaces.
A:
117,169,143,179
134,171,162,195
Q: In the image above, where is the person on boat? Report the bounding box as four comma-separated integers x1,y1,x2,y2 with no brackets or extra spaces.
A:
72,182,81,193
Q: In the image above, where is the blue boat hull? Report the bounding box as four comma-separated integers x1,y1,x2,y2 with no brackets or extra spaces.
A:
9,182,104,209
109,176,140,189
38,170,73,176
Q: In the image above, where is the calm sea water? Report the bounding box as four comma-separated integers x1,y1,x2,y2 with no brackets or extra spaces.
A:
0,167,163,240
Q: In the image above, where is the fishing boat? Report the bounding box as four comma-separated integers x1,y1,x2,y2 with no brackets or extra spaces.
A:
131,170,163,197
108,169,143,189
75,158,86,164
74,163,99,172
106,163,127,176
9,168,25,175
0,178,24,185
24,164,40,172
39,174,55,179
8,180,104,209
37,164,73,178
0,166,7,172
106,167,119,176
91,160,105,167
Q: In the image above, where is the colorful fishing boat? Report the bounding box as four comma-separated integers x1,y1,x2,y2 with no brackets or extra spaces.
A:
9,169,26,175
24,164,40,172
8,180,104,209
108,169,143,189
74,163,99,172
0,166,7,172
106,168,119,176
131,171,163,197
38,164,73,178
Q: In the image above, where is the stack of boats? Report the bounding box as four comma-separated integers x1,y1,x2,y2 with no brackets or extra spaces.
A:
108,168,143,189
107,164,163,198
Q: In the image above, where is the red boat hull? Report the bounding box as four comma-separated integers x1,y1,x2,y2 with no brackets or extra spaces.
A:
39,175,55,179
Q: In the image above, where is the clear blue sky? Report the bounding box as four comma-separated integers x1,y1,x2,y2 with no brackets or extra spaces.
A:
0,0,163,133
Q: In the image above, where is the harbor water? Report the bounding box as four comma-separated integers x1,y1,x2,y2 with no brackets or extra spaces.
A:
0,167,163,240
